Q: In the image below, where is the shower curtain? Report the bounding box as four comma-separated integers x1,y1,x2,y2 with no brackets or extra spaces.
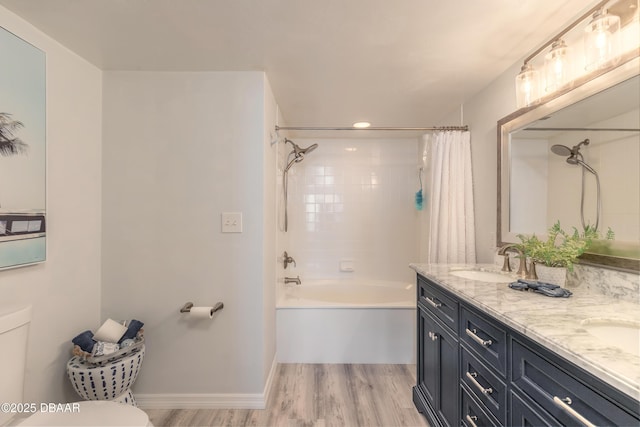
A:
427,131,476,264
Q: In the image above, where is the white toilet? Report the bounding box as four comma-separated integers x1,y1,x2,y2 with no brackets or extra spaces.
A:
0,305,151,427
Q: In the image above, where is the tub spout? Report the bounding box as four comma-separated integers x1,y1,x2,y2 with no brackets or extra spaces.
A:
285,276,301,285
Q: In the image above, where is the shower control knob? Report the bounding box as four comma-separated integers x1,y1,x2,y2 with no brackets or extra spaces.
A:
283,251,296,269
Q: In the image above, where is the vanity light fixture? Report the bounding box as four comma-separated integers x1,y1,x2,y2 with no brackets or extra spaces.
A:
352,121,371,128
514,0,638,109
584,8,621,71
544,39,573,93
515,63,540,108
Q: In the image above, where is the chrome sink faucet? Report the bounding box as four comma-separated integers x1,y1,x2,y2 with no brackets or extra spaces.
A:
498,243,528,278
284,276,301,285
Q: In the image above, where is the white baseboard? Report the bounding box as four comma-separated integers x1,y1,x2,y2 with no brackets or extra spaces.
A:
137,356,278,410
262,354,277,406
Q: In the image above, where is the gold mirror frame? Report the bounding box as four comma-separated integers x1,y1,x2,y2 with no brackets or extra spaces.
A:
497,50,640,272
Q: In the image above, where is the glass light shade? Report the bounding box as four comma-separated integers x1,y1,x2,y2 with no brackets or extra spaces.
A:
515,63,540,108
544,39,573,93
584,9,621,72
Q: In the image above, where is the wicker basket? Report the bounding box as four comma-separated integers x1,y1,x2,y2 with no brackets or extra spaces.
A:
67,341,145,405
85,337,145,365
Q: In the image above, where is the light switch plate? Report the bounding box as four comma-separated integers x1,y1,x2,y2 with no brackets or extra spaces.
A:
221,212,243,233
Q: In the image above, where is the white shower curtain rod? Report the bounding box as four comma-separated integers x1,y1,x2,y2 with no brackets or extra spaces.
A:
523,127,640,132
275,125,468,132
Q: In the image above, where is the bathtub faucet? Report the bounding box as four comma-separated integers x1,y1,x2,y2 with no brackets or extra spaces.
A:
283,251,296,269
284,276,301,285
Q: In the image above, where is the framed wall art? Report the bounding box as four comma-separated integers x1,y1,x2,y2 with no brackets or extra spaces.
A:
0,26,46,270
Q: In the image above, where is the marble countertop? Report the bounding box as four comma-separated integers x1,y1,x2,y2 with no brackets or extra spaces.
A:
409,263,640,402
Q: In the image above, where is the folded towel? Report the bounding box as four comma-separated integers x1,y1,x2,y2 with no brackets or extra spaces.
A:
93,318,128,343
509,280,572,298
92,341,120,357
118,319,144,343
516,278,559,289
71,330,96,353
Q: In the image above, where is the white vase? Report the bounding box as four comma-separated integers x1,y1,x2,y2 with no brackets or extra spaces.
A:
534,264,567,287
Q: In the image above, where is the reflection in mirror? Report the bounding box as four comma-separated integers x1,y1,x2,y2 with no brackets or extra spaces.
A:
498,59,640,272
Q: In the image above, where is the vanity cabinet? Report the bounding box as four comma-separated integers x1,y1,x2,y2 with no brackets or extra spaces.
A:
416,275,460,427
413,274,640,427
416,306,459,427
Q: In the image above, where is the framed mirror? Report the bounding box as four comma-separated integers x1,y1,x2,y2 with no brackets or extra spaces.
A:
498,54,640,272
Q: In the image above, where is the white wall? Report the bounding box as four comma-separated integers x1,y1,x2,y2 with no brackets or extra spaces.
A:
261,76,278,388
280,137,420,286
0,6,103,403
510,138,549,235
101,71,276,405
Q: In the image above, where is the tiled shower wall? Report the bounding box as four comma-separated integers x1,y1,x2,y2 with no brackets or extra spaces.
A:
281,137,422,284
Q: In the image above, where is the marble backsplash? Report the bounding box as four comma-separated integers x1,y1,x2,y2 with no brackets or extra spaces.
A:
568,264,640,302
494,252,640,302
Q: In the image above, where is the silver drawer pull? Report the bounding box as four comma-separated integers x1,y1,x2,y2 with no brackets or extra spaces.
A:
423,296,442,308
465,328,492,347
428,331,439,341
553,396,596,427
465,414,479,427
466,371,493,395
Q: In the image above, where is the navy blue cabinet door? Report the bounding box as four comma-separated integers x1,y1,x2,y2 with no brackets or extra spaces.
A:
418,307,459,427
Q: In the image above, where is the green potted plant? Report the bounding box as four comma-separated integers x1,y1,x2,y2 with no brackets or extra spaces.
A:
517,221,607,286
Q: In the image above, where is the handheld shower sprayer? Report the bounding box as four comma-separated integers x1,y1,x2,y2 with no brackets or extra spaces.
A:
282,138,319,231
550,138,600,231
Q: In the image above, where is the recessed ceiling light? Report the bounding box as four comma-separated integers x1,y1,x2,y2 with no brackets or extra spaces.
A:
352,121,371,128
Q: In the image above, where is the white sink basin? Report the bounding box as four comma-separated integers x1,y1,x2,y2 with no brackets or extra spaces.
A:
581,318,640,356
448,269,514,283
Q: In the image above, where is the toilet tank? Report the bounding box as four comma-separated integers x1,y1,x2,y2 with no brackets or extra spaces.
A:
0,305,32,426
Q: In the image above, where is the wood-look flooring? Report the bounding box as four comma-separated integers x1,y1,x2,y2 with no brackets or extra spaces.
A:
145,364,429,427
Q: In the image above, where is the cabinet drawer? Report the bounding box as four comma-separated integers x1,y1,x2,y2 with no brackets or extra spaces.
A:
418,276,458,332
460,307,507,375
509,391,558,427
511,338,640,427
461,348,506,424
461,385,500,427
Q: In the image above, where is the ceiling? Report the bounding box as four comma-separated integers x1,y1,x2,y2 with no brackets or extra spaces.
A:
0,0,593,128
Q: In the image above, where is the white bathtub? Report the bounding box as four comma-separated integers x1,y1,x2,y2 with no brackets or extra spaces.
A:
276,280,416,363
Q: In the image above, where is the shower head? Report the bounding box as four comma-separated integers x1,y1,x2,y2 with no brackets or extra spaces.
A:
566,155,579,165
550,140,597,174
551,139,589,157
283,139,318,172
286,139,318,158
550,144,572,156
301,143,318,155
